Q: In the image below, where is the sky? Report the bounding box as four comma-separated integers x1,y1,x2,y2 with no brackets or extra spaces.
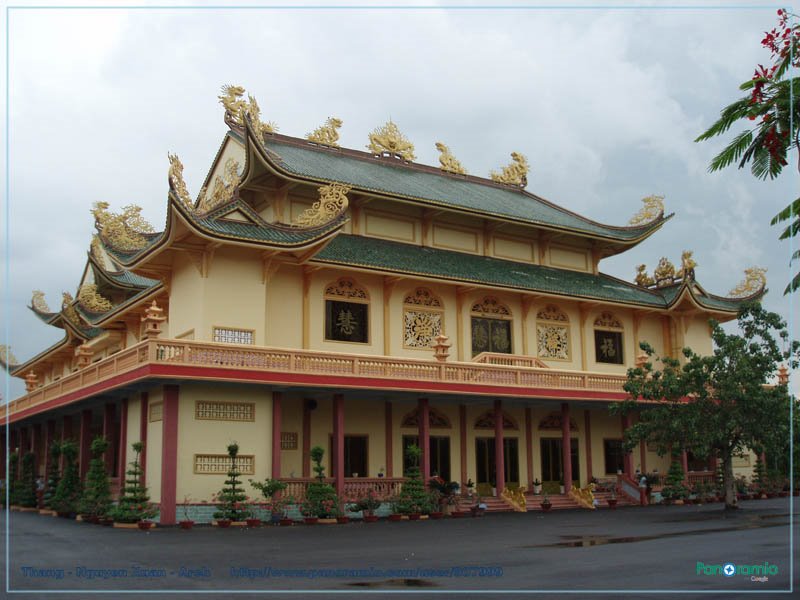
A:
2,0,798,400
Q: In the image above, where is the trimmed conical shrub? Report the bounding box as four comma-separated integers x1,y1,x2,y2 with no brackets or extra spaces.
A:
109,441,156,523
213,442,249,521
17,452,38,508
52,440,80,515
79,437,112,519
42,442,62,509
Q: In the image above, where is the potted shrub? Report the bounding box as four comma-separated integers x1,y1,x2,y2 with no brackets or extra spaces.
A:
532,478,542,495
393,445,434,518
350,488,382,522
213,443,249,525
17,452,39,510
7,451,20,508
250,477,288,525
301,446,340,524
109,442,158,528
41,442,62,515
661,458,689,505
429,476,459,516
52,440,81,518
78,437,113,524
179,496,195,530
540,495,552,511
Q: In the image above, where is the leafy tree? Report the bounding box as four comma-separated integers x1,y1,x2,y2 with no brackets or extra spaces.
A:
17,452,38,508
753,454,768,495
78,437,112,519
613,303,798,510
109,441,156,523
52,440,81,515
213,442,249,521
695,9,800,293
42,442,62,510
301,446,339,518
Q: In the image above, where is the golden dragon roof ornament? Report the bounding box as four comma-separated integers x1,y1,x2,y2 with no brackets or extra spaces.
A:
197,158,241,215
490,152,529,187
0,345,18,367
219,85,277,140
636,250,697,288
168,153,194,209
31,290,50,313
61,292,82,327
629,194,665,226
306,117,343,147
653,257,676,287
294,183,351,228
728,267,767,297
91,202,154,252
435,142,467,175
634,265,654,288
367,120,416,161
78,284,114,313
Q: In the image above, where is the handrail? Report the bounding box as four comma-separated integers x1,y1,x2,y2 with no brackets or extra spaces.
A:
616,473,643,505
7,338,631,419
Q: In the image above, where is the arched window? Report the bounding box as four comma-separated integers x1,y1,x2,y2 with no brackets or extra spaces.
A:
400,406,452,429
593,311,624,364
324,277,369,343
535,305,570,360
402,287,444,349
470,297,513,356
474,410,519,430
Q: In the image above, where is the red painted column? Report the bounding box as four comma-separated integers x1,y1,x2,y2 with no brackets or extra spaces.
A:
384,401,393,478
17,427,26,478
271,392,282,479
525,407,533,491
639,441,647,475
139,392,149,485
332,394,345,496
494,400,505,495
61,416,73,473
584,410,593,482
118,399,128,481
459,405,467,487
418,398,430,485
160,385,179,525
621,415,634,477
302,399,312,478
44,420,56,481
79,409,92,480
681,450,689,482
561,403,572,493
31,423,42,477
102,403,116,475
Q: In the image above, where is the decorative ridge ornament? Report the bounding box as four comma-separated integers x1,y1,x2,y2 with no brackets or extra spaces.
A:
168,153,194,209
197,159,241,215
728,267,767,297
636,250,698,288
218,84,276,139
634,264,655,288
435,142,467,175
653,257,676,287
490,152,529,187
293,182,351,228
31,290,50,313
675,250,697,281
629,194,665,226
91,202,154,252
367,120,416,161
78,284,114,313
61,292,82,327
306,117,343,147
0,344,18,367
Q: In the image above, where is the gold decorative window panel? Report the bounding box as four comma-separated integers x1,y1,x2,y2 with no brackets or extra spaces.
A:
194,454,255,475
536,305,570,360
212,327,254,345
195,401,255,422
403,288,444,349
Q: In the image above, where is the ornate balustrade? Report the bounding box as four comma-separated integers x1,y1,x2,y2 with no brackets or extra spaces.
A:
687,471,716,486
279,477,405,502
7,338,631,419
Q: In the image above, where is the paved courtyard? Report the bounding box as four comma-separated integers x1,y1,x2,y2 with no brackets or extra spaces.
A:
2,498,798,599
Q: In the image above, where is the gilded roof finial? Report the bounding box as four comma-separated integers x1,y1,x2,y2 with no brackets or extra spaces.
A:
293,182,351,228
435,142,467,175
676,250,697,281
634,265,654,288
197,158,241,214
78,284,114,313
168,153,194,209
728,267,767,297
218,84,277,139
91,202,154,252
490,152,529,187
653,257,676,287
307,117,343,147
367,120,416,161
61,292,82,326
31,290,50,313
0,344,18,367
629,194,665,226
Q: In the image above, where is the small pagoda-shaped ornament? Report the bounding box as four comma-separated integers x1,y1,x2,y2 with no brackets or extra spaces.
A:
141,301,166,339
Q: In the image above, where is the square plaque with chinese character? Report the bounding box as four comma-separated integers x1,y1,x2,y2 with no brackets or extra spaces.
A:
325,300,368,343
594,330,623,364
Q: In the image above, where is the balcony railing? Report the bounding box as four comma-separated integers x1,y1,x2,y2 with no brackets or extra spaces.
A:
7,338,630,418
280,477,406,502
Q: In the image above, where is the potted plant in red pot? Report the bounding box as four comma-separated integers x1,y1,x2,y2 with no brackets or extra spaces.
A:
78,437,113,525
540,495,552,512
179,496,195,530
213,443,250,526
301,446,340,524
109,442,158,529
250,477,288,525
351,488,382,522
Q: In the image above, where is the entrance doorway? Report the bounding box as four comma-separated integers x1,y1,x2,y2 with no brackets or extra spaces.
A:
475,437,519,489
402,435,451,481
540,438,579,491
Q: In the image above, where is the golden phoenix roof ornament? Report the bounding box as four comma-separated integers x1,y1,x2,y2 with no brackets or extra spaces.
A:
367,120,416,161
218,84,277,139
307,117,343,147
197,159,241,215
435,142,467,175
676,250,697,281
91,202,154,252
78,283,114,313
0,345,18,368
728,267,767,297
294,182,351,228
629,194,665,226
61,292,82,326
168,153,194,209
31,290,50,313
490,152,529,187
653,257,676,287
634,265,655,288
